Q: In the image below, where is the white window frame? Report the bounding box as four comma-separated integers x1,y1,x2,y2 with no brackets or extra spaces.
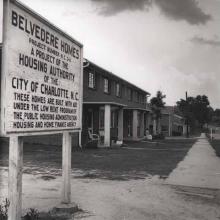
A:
88,72,95,89
104,78,109,93
116,83,120,97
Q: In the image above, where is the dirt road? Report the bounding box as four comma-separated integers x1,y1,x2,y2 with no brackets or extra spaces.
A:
0,137,220,219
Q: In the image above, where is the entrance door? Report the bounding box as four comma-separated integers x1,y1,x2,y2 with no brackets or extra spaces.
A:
87,109,93,132
127,111,132,137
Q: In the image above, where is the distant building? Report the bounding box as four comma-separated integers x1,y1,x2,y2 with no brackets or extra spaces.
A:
160,106,186,137
207,125,220,140
82,60,151,147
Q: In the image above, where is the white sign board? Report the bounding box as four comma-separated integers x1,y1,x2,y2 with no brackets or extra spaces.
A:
0,0,83,136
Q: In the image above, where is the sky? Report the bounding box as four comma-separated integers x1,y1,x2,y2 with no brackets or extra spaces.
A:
5,0,220,108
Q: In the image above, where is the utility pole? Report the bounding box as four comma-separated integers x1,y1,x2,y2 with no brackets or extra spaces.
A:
186,91,189,138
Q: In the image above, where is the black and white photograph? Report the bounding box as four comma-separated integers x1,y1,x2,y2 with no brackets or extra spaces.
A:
0,0,220,219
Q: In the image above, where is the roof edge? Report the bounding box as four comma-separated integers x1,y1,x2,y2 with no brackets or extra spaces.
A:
85,59,151,96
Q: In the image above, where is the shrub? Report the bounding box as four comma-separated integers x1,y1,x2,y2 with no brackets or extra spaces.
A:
0,198,10,220
23,208,39,220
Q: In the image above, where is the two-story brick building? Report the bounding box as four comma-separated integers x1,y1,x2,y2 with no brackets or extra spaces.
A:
1,41,184,146
0,48,151,147
82,60,151,147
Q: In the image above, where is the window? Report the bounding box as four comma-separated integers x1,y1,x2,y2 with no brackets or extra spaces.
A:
139,94,142,103
135,91,139,102
116,83,121,97
122,85,125,98
128,88,132,101
88,72,95,89
138,94,143,104
104,78,110,93
141,95,145,104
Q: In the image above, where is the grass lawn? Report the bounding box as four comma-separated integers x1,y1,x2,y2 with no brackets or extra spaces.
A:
210,139,220,157
0,138,196,180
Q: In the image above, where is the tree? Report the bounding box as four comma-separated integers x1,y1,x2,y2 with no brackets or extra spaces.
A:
150,91,166,135
177,95,213,132
194,95,212,128
177,97,193,135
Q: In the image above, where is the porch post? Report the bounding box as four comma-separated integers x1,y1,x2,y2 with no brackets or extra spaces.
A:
153,119,157,135
168,115,172,136
79,131,82,148
158,118,161,134
118,108,124,141
104,104,111,147
132,110,138,140
183,125,187,136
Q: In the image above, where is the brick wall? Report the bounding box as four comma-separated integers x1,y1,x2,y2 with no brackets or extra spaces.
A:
83,63,148,109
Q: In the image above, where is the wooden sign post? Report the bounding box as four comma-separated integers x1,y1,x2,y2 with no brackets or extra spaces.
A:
62,132,72,204
0,0,83,219
8,135,23,220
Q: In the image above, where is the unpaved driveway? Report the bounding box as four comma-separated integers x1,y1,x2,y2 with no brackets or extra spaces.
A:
1,168,220,220
1,137,220,219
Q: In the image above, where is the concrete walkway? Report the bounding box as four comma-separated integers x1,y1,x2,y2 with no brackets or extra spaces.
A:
166,133,220,189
